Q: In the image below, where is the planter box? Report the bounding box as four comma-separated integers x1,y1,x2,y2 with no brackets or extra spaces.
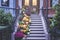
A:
0,26,12,40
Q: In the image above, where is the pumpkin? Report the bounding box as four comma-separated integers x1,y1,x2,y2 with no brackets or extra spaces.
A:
21,29,27,33
29,19,31,23
20,24,28,29
18,22,24,28
22,16,30,22
22,24,28,29
19,24,23,28
25,22,29,25
21,27,29,33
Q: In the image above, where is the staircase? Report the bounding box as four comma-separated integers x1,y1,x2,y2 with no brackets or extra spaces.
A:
25,14,48,40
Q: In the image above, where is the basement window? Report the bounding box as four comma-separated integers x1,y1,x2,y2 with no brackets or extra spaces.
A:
1,0,9,6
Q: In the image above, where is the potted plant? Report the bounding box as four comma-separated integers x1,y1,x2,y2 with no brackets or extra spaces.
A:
0,9,13,26
0,9,13,40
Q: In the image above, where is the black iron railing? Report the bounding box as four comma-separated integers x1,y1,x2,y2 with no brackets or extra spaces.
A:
42,7,50,32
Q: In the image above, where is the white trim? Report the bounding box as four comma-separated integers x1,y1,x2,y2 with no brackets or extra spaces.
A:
40,0,43,8
0,0,1,6
18,0,22,13
19,0,22,8
39,0,43,15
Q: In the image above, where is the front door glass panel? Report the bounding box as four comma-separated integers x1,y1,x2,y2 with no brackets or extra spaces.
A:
32,0,37,6
24,0,29,6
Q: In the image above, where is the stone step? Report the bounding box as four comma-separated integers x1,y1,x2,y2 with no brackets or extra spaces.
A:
31,21,42,23
30,31,45,34
31,24,43,26
26,37,46,40
31,21,42,24
30,16,40,17
27,34,46,37
30,17,41,19
30,32,45,34
31,17,41,19
31,20,42,21
30,26,43,28
30,17,40,18
31,15,40,16
31,21,42,22
31,23,42,24
31,16,39,17
29,26,43,29
31,18,41,20
31,14,38,16
30,28,44,30
30,29,44,31
24,39,46,40
30,26,43,29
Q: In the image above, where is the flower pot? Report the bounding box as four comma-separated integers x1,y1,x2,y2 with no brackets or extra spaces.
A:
0,26,8,30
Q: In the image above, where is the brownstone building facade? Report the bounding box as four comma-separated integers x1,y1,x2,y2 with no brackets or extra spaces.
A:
0,0,58,17
43,0,56,18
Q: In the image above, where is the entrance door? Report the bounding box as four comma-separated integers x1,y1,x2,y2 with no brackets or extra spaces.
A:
22,0,40,14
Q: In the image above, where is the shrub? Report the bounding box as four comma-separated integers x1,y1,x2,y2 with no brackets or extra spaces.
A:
0,9,13,26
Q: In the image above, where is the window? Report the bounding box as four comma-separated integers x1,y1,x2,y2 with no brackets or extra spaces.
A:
32,0,37,6
50,0,52,7
24,0,29,6
50,0,58,7
1,0,9,6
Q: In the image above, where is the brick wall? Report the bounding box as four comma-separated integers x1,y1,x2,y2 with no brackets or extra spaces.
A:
43,0,55,17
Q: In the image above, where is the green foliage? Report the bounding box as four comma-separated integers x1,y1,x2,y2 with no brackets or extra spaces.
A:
50,4,60,32
0,9,13,26
54,4,60,27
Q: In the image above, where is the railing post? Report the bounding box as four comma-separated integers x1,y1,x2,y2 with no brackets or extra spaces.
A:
46,0,50,29
46,0,48,23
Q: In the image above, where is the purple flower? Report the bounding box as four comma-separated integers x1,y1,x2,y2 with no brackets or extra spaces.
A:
15,31,24,38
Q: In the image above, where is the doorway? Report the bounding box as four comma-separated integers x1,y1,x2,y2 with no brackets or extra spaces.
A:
22,0,40,14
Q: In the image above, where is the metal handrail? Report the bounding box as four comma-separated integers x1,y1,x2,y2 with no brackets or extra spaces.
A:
42,7,50,33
